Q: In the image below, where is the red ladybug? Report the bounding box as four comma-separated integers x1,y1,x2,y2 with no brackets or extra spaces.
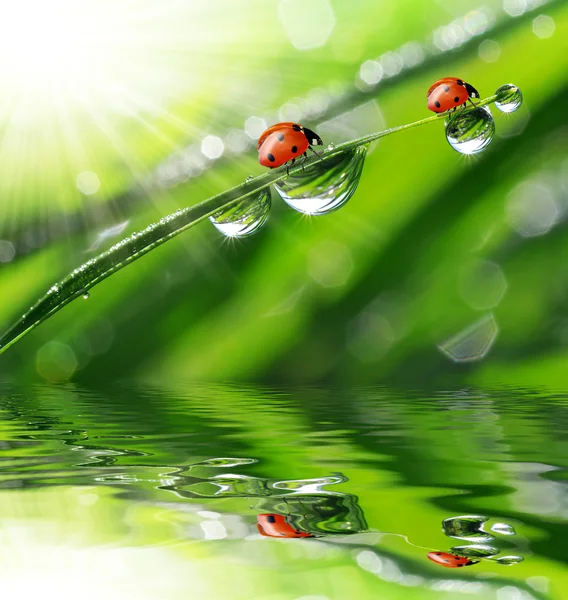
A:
257,122,323,170
257,514,314,538
427,551,478,568
427,77,480,113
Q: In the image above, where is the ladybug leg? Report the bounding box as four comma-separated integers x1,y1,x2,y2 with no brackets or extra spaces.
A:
286,158,296,176
308,146,323,161
467,97,478,108
301,152,308,171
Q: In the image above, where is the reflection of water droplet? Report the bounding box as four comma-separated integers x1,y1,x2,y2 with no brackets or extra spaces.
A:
495,555,524,565
438,314,498,363
272,475,347,493
194,457,257,468
495,84,523,113
442,515,492,541
490,522,516,536
210,190,271,237
274,146,367,215
445,106,495,155
82,292,90,300
451,544,500,558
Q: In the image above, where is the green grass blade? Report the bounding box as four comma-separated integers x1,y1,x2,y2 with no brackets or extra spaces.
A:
0,93,502,355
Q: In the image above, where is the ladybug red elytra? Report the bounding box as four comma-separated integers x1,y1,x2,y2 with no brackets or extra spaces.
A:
256,514,314,538
427,551,479,568
427,77,480,114
257,122,323,170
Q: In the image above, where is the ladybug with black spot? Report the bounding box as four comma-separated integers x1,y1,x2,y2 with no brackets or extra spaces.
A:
427,551,479,568
258,122,323,171
427,77,480,114
257,513,315,538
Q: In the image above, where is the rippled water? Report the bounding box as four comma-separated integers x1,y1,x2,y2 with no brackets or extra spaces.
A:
0,384,566,599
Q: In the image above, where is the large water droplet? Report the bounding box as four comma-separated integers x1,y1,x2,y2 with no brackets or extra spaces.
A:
490,522,516,536
451,544,500,558
273,146,367,215
495,555,524,565
495,84,523,113
210,189,271,237
445,106,495,155
442,515,492,541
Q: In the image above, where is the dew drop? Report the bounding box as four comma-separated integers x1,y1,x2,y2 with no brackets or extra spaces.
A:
245,175,254,182
82,292,90,300
490,522,516,536
495,555,524,565
451,544,500,558
445,106,495,155
326,143,336,151
210,189,271,238
442,515,492,541
273,146,367,215
495,84,523,113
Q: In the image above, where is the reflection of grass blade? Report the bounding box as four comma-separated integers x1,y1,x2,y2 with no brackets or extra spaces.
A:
0,94,502,355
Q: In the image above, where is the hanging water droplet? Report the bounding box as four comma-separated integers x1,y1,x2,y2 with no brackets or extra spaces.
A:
495,555,524,565
490,522,516,536
495,84,523,113
82,291,90,300
326,143,336,151
273,146,367,215
210,189,271,238
445,106,495,155
442,515,492,541
451,544,500,558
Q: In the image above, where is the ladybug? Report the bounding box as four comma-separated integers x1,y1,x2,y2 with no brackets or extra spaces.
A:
427,77,480,114
427,551,479,568
256,514,314,538
257,122,323,171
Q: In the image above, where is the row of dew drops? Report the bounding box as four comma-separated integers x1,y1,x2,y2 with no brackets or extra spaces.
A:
210,84,522,238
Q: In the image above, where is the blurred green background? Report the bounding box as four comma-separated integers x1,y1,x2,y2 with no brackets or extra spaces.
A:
0,0,567,385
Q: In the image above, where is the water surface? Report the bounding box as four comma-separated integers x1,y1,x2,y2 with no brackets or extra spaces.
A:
0,383,566,599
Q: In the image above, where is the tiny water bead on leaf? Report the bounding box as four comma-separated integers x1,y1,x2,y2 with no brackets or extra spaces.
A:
209,189,271,238
273,146,368,215
445,105,495,155
495,83,523,113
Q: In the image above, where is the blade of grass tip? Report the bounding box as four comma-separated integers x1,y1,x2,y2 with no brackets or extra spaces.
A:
0,94,499,356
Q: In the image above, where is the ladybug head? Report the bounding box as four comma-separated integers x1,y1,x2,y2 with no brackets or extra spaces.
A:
302,127,323,146
465,82,480,99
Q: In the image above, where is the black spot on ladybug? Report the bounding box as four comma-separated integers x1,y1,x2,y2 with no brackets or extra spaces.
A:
291,145,298,153
434,101,441,108
444,85,450,92
277,133,285,142
454,97,460,103
457,80,464,86
434,553,441,555
266,515,276,523
292,124,301,131
267,153,276,163
457,564,464,567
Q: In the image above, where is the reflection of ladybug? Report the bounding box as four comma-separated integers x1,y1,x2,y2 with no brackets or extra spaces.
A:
427,77,480,113
257,514,314,538
427,552,478,568
257,122,323,169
